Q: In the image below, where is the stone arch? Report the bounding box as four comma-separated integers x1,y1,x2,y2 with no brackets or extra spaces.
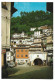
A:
33,58,43,65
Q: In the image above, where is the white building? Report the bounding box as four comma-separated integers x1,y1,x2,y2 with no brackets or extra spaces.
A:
6,51,14,63
28,33,47,66
12,33,21,38
34,31,42,38
11,38,19,46
30,27,36,31
29,51,47,66
12,32,28,38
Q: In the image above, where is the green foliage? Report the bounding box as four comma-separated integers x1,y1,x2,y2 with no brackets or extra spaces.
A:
11,11,53,36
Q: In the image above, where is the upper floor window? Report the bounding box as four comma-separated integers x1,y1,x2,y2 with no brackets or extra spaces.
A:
12,41,13,43
37,55,39,57
7,53,10,56
21,54,23,57
25,49,27,52
21,49,23,52
17,55,19,57
2,2,7,10
25,55,28,57
14,42,16,44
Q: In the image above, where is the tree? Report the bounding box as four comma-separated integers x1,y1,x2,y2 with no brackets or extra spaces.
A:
11,10,53,37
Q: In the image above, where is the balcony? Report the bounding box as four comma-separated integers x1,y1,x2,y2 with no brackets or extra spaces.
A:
46,47,53,51
48,53,53,55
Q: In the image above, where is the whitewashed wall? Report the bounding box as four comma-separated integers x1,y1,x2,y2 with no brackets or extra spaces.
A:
29,53,47,62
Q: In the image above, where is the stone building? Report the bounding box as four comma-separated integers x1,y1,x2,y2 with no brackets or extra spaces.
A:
1,2,17,67
1,2,11,66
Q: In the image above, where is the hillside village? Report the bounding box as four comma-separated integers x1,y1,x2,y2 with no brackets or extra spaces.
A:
1,2,53,79
6,25,53,66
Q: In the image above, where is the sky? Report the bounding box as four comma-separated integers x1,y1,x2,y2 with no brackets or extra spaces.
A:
12,2,46,17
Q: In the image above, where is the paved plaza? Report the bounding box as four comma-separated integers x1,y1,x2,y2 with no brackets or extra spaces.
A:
7,65,53,79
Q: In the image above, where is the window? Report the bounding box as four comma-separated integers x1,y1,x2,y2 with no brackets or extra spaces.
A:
2,2,7,10
18,46,20,47
14,42,16,44
20,40,22,42
17,55,19,57
12,41,13,43
21,49,23,52
21,54,23,57
21,60,24,61
37,55,39,57
25,55,28,57
26,60,27,62
25,49,27,52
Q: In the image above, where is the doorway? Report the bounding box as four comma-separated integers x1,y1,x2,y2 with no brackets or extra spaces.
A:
34,58,43,65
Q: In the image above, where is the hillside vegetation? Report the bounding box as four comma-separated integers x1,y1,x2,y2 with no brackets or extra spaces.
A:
11,10,53,36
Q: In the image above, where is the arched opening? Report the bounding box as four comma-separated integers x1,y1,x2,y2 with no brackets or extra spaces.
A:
34,58,43,65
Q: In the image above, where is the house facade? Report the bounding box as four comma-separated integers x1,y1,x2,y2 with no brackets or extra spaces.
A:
38,25,53,65
6,51,14,63
14,45,29,64
1,2,17,67
1,2,11,66
29,51,47,66
28,31,47,66
10,25,53,66
12,32,28,38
